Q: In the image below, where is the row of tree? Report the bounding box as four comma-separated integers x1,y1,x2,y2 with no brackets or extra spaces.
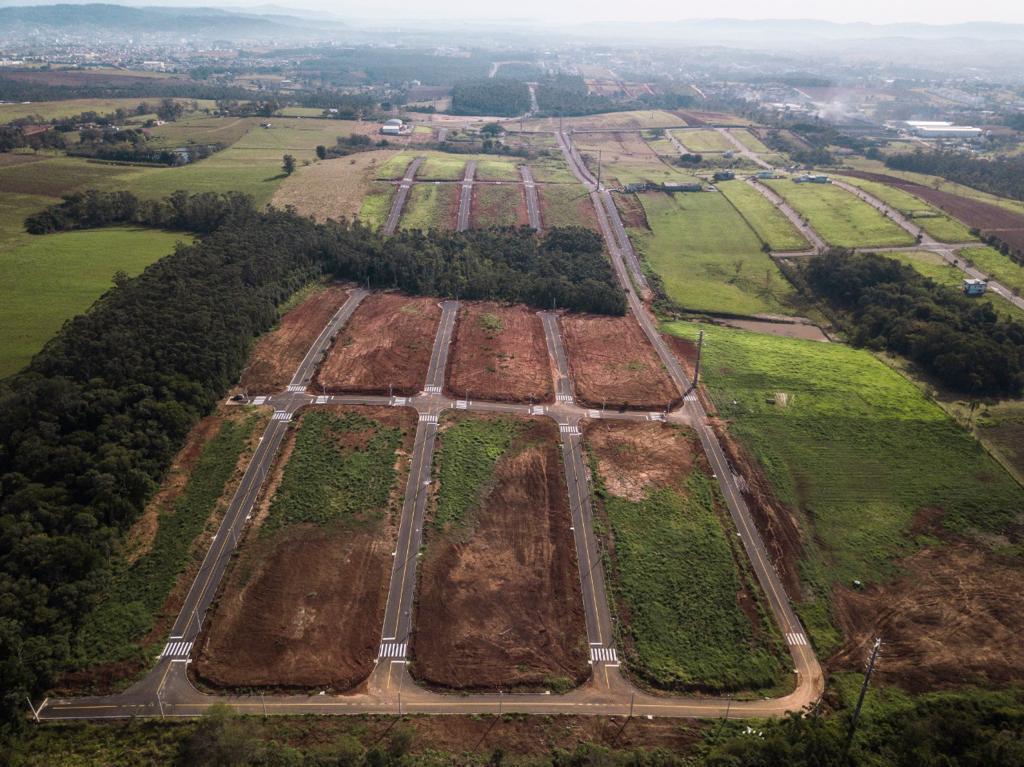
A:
886,150,1024,203
450,78,531,117
803,250,1024,396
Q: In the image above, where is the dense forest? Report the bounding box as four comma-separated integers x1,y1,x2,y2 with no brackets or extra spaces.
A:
449,78,531,117
886,150,1024,203
0,194,624,732
0,76,255,105
535,75,617,116
803,250,1024,396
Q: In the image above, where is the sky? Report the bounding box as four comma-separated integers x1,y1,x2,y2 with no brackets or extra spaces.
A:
264,0,1024,25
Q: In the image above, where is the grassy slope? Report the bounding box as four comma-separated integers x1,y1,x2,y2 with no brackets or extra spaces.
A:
765,179,914,248
837,175,977,243
717,180,810,252
592,432,788,692
0,227,189,378
399,183,457,231
662,320,1024,651
629,191,795,317
74,409,264,669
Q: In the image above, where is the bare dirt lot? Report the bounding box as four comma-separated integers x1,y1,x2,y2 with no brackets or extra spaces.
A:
831,535,1024,692
194,406,415,691
314,293,441,396
846,170,1024,252
586,420,696,502
239,284,351,395
412,416,589,691
561,314,679,409
271,150,398,223
446,302,553,403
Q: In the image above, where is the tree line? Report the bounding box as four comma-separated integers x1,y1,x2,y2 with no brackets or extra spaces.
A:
450,78,531,117
886,150,1024,203
802,250,1024,396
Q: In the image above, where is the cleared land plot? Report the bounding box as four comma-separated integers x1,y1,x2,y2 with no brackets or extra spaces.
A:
315,293,441,396
413,415,588,691
526,154,577,184
764,179,915,248
416,154,467,180
0,227,188,378
959,246,1024,296
239,284,351,395
521,110,686,132
836,175,976,243
586,421,788,692
561,314,678,409
537,185,599,231
662,320,1024,669
671,129,733,153
67,406,268,689
674,110,749,126
718,181,811,252
474,158,520,181
728,129,771,154
195,407,414,690
377,153,420,180
976,400,1024,482
399,183,458,231
446,303,553,403
470,183,527,229
574,132,700,187
357,182,397,230
630,191,796,317
272,150,398,223
144,115,260,149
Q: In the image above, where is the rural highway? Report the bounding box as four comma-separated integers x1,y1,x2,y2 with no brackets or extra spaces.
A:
456,160,476,232
383,156,424,235
520,165,542,230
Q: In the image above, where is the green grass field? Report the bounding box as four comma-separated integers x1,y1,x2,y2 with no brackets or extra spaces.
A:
0,227,190,378
471,184,522,228
399,183,457,231
416,154,467,181
537,184,597,230
474,157,520,181
356,182,396,230
717,180,811,252
262,410,404,534
589,426,789,692
434,416,520,530
574,133,700,187
629,191,796,317
526,154,577,184
765,179,915,248
73,408,264,670
837,175,977,243
0,97,208,122
661,320,1024,651
959,246,1024,296
727,129,771,154
672,129,733,153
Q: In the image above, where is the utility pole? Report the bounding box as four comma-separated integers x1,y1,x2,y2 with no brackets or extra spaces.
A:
845,638,882,757
596,149,602,191
692,330,704,389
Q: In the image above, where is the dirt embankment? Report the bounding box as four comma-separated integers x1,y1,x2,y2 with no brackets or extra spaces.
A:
831,532,1024,692
239,284,351,395
412,417,589,691
194,406,415,691
314,293,441,396
561,314,679,410
845,170,1024,252
446,303,553,403
614,193,650,230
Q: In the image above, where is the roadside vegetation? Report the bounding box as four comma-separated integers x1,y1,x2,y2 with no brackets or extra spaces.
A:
399,183,457,231
960,245,1024,296
357,182,397,229
717,180,811,252
662,319,1024,651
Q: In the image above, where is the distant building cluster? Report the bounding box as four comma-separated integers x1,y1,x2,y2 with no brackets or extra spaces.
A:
903,120,984,139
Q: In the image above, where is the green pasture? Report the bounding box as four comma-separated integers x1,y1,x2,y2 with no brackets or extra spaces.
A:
0,97,209,123
960,246,1024,296
728,129,771,154
416,154,467,181
672,129,733,153
628,191,796,317
399,183,457,231
474,157,520,181
837,175,977,243
765,179,915,248
661,320,1024,651
356,182,396,230
717,180,810,252
538,184,597,230
526,153,577,184
0,227,189,378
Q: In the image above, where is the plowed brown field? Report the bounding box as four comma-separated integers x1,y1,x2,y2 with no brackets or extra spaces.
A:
846,170,1024,252
239,284,351,395
446,303,553,403
561,314,679,410
412,417,589,691
314,293,441,396
194,406,415,691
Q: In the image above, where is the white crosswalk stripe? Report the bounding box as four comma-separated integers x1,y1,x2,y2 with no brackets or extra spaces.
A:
378,642,407,659
455,400,469,410
315,395,329,404
392,396,409,406
425,385,442,393
684,392,698,402
251,396,267,405
555,393,574,403
287,384,306,392
648,412,666,421
161,640,193,659
559,424,580,435
419,414,438,424
272,411,291,422
590,646,618,663
530,405,546,415
587,409,600,418
786,632,808,646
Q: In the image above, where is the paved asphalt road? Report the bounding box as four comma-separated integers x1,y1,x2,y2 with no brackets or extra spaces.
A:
383,156,424,235
716,127,773,170
457,160,476,232
520,165,542,230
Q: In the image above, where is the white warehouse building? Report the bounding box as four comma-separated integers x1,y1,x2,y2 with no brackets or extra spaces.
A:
381,118,404,136
904,120,984,139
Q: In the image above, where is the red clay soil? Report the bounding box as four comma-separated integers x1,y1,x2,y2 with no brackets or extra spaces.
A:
615,193,650,230
469,184,530,229
314,293,441,396
446,302,553,403
194,406,415,691
412,417,589,691
845,170,1024,252
239,284,351,395
561,314,679,410
830,534,1024,692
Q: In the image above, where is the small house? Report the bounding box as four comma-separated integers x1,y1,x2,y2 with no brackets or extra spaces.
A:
963,278,987,296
